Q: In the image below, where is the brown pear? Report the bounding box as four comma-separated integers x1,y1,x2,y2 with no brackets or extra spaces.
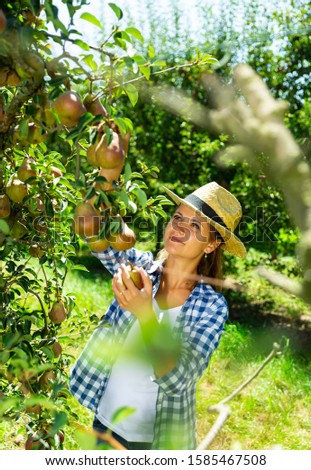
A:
54,91,86,127
83,94,108,117
49,301,67,324
73,202,101,238
95,131,125,169
86,236,110,252
50,166,63,178
95,164,124,191
39,370,56,391
51,341,62,358
121,130,131,155
29,244,45,259
17,157,37,182
0,67,9,86
107,222,136,251
0,103,5,122
26,404,42,414
6,179,29,203
25,434,44,450
0,10,7,34
7,70,22,86
0,194,10,218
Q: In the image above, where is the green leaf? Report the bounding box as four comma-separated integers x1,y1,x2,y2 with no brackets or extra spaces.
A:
138,64,150,80
75,429,97,451
148,45,155,58
134,188,148,208
51,411,68,435
73,39,90,51
111,406,136,426
124,161,132,183
124,84,138,107
113,117,127,135
200,54,219,65
80,12,102,28
117,191,129,207
82,54,98,70
41,346,54,361
71,264,90,272
125,27,144,42
18,118,29,139
108,3,123,20
155,208,169,219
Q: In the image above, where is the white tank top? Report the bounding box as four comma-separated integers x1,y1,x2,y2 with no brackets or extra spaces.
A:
96,299,181,442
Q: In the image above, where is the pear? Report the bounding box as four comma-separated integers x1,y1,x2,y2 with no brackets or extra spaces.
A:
26,404,42,415
0,194,10,218
25,432,46,450
39,370,56,391
95,131,125,169
7,70,22,86
29,244,45,259
86,236,110,252
0,10,7,34
50,166,63,178
54,91,86,127
95,164,124,191
27,197,44,216
17,157,37,182
10,220,28,239
83,94,108,117
86,141,99,166
107,222,136,251
0,67,9,86
49,301,67,324
6,179,29,203
125,262,144,289
121,130,131,155
73,202,101,238
51,341,62,358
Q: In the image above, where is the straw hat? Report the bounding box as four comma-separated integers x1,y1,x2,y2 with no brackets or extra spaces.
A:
163,182,246,258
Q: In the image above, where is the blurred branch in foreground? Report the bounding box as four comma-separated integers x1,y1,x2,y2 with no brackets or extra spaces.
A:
148,64,311,305
197,342,282,450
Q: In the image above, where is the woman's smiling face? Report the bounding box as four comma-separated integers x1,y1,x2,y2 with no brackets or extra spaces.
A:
164,204,220,260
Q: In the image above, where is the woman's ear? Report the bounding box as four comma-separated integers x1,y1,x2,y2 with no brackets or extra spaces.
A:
204,239,222,254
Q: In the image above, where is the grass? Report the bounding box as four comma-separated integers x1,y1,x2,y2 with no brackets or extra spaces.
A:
1,248,310,450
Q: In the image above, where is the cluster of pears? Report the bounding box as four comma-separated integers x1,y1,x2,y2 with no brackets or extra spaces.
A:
0,51,45,87
53,90,108,128
73,201,136,252
0,156,63,249
0,9,45,87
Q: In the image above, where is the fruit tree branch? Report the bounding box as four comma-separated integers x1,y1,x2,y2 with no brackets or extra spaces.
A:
196,342,281,450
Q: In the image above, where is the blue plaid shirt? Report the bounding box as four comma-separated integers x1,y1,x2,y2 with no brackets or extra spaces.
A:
69,246,228,450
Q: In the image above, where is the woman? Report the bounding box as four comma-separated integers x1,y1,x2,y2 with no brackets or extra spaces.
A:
69,182,246,450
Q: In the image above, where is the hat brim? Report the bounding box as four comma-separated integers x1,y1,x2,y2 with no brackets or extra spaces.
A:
163,186,246,258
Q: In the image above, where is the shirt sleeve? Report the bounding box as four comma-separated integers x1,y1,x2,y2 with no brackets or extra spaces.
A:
91,245,154,276
151,294,228,397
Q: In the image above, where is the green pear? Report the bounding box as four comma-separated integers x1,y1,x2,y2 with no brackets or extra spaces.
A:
6,179,29,203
